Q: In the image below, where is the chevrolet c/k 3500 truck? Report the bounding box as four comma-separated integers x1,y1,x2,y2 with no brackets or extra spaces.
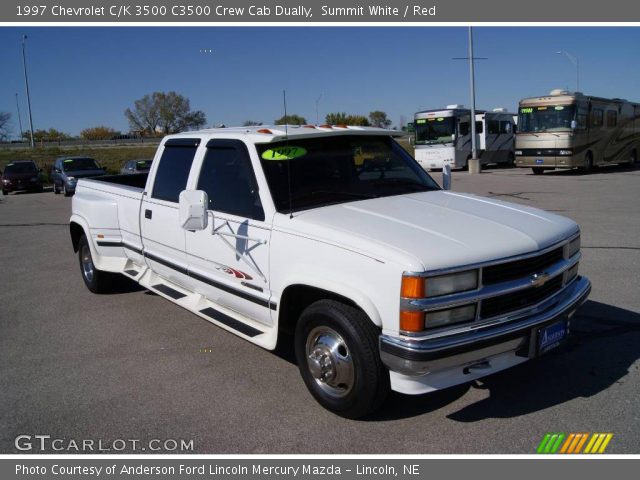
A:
70,125,590,418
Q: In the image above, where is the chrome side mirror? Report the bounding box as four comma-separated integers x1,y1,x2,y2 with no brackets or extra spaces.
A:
178,190,209,231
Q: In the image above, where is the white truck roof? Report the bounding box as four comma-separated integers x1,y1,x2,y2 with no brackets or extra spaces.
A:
166,125,404,144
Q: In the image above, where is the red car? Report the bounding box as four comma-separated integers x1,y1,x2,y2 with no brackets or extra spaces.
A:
2,160,44,195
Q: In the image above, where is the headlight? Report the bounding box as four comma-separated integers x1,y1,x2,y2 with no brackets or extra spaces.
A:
565,263,579,283
425,270,478,297
559,150,573,156
566,235,580,258
400,304,476,332
514,150,523,156
425,304,476,329
2,179,9,184
401,270,479,298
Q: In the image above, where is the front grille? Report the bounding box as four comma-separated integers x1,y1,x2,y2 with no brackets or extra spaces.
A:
482,247,564,285
480,276,563,319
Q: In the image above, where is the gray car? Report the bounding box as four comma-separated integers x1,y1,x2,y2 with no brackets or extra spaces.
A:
120,159,153,174
51,157,105,196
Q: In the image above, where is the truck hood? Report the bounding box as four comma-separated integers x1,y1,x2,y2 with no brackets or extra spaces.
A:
280,191,578,271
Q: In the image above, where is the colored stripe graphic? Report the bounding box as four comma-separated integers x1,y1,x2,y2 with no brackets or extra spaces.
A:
538,433,613,454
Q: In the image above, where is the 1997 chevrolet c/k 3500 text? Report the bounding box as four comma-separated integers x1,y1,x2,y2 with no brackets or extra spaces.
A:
70,126,590,418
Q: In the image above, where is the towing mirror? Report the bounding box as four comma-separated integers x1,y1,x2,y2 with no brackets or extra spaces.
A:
178,190,209,231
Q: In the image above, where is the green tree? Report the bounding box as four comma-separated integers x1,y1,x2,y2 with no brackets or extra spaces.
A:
274,114,307,125
125,91,206,135
369,110,392,129
242,120,263,126
345,115,370,126
325,112,370,126
325,112,348,125
80,126,120,140
24,128,70,142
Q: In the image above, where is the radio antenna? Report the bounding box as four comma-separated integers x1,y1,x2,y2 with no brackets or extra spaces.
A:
283,90,293,219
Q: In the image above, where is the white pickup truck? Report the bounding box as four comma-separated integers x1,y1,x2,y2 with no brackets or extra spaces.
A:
70,125,590,418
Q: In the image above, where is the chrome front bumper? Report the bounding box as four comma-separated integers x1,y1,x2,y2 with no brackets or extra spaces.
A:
380,276,591,376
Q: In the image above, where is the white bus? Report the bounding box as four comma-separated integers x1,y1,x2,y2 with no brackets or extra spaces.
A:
413,105,516,170
515,89,640,174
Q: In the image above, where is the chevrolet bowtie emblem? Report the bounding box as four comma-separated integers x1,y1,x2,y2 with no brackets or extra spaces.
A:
530,272,551,288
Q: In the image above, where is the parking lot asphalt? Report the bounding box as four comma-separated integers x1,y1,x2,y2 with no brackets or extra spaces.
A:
1,165,639,454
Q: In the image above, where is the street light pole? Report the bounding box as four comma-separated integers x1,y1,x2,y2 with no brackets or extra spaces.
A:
15,93,24,141
467,27,480,173
22,35,35,148
454,27,486,174
556,50,579,92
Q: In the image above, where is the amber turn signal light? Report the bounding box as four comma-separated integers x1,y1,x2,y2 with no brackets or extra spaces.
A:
400,311,425,333
401,276,425,298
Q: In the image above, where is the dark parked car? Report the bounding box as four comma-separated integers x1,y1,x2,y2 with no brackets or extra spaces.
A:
51,156,105,196
120,159,153,174
2,160,43,195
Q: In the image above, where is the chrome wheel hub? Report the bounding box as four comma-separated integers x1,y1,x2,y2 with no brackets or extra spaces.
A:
81,245,94,283
306,326,354,398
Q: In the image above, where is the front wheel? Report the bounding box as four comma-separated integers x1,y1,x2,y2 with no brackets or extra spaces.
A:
2,189,7,196
294,300,390,419
78,234,115,293
532,167,545,175
63,184,71,197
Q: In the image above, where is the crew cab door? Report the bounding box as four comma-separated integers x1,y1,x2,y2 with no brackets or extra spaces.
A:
140,138,201,285
185,139,273,325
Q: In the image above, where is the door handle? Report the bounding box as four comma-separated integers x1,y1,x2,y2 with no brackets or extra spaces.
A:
144,209,152,219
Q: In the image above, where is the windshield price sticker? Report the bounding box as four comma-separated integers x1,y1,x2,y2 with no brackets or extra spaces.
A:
261,146,307,161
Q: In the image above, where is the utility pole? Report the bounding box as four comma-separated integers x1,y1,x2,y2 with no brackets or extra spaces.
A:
453,27,487,174
22,35,35,148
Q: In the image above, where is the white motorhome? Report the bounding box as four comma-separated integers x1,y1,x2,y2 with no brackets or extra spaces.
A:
413,105,516,170
515,89,640,174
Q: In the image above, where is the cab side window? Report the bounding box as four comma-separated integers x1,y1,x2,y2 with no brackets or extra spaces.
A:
151,139,200,202
197,139,265,221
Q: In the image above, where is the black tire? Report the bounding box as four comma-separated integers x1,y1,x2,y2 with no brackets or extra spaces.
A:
294,299,390,419
582,152,594,173
63,184,71,197
78,234,114,293
532,167,545,175
506,152,515,167
626,150,637,169
2,189,7,196
53,183,60,194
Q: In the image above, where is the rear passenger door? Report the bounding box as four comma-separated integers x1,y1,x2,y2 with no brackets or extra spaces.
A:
185,139,273,326
140,138,200,286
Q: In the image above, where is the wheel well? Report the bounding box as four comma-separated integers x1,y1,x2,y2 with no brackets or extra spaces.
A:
70,222,85,252
278,285,361,336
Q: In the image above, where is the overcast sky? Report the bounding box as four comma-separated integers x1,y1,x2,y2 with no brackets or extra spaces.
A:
1,26,639,136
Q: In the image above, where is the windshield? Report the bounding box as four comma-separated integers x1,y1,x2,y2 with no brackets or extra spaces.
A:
4,162,37,174
518,105,575,132
135,160,152,170
62,158,101,171
414,117,455,145
258,135,440,213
